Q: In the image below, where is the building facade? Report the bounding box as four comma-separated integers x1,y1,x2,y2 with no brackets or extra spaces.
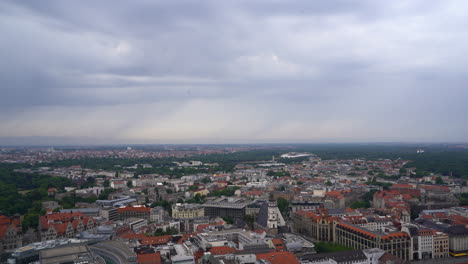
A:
172,204,204,219
334,222,411,261
256,201,286,234
118,206,150,221
0,215,22,254
292,210,336,242
433,231,449,258
39,212,96,241
202,197,250,226
99,207,119,221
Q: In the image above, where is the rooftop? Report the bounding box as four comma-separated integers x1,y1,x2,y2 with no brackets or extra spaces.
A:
300,250,367,263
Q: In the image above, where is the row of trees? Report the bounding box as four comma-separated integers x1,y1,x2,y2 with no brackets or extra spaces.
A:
39,144,468,179
458,193,468,206
0,164,120,230
40,149,287,175
289,144,468,179
208,186,241,197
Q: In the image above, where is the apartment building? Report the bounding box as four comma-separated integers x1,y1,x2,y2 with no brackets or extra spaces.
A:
434,231,449,258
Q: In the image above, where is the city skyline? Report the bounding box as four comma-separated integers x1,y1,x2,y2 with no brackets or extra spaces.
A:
1,1,468,144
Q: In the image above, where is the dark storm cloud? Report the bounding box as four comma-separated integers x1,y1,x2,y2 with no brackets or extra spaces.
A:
1,0,468,143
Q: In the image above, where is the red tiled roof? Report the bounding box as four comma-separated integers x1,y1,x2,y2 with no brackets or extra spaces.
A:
271,238,286,251
256,251,299,264
0,225,18,239
141,235,172,245
337,222,377,239
391,184,414,189
193,250,205,263
122,233,147,240
434,212,448,219
196,224,211,233
215,181,228,184
418,229,436,236
245,190,264,196
326,190,342,197
72,219,80,229
177,233,197,244
209,246,238,255
0,215,20,227
53,223,69,235
118,206,151,213
402,194,412,200
450,215,468,225
46,212,84,221
137,252,161,264
252,229,266,235
420,185,450,192
40,212,92,231
381,232,409,240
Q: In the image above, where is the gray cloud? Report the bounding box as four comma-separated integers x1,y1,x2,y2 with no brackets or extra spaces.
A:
1,0,468,144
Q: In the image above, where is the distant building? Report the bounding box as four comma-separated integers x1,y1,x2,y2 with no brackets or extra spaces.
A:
193,229,270,252
100,207,119,222
42,201,60,211
60,208,100,217
150,206,166,223
202,197,251,226
90,240,137,264
289,201,323,214
9,239,98,264
39,212,96,241
280,152,312,159
282,233,316,255
172,203,204,219
256,200,286,234
96,196,137,207
47,188,57,197
40,244,100,264
118,206,151,221
127,218,148,232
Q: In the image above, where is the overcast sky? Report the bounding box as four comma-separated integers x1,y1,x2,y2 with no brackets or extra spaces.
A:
1,0,468,145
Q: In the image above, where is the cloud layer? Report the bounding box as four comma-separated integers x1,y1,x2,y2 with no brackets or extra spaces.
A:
1,0,468,144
